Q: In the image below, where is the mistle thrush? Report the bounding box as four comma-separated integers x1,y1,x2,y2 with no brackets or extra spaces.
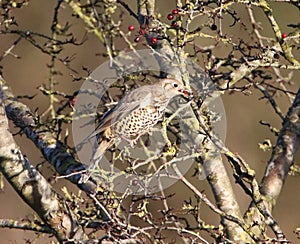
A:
80,78,191,183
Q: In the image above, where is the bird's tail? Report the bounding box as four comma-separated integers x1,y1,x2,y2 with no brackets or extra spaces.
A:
79,135,114,184
92,138,114,162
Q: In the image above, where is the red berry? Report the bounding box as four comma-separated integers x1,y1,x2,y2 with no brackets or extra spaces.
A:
134,36,141,42
128,25,135,31
151,37,157,44
281,33,287,39
273,53,280,59
172,21,178,28
172,9,179,15
70,97,77,107
167,14,174,20
132,179,139,186
183,90,190,97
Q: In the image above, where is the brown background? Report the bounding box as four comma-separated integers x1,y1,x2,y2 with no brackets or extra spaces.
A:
0,0,299,243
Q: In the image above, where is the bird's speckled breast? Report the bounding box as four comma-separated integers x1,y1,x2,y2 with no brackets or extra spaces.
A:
112,105,164,139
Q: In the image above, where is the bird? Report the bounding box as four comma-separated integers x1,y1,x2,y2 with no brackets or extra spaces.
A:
79,78,191,183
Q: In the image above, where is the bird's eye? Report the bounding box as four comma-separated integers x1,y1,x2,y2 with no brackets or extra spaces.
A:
172,83,178,88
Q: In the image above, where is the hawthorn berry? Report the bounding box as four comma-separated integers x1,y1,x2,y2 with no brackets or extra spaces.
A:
172,21,178,28
281,33,287,39
211,24,217,31
172,9,179,15
134,36,141,42
128,25,135,31
132,179,139,186
183,90,190,97
167,14,174,20
151,37,157,44
70,97,77,107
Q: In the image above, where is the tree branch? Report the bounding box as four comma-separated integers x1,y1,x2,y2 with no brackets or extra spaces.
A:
244,85,300,240
261,86,300,201
135,2,252,242
0,82,88,242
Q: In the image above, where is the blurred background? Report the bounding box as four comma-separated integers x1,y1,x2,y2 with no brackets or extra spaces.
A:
0,0,299,243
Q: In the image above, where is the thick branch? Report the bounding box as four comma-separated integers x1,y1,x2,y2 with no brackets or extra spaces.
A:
0,76,114,224
0,219,53,233
261,86,300,203
244,86,300,240
0,89,88,242
0,76,97,193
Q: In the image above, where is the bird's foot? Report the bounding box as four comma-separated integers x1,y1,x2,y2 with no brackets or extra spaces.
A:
120,135,138,148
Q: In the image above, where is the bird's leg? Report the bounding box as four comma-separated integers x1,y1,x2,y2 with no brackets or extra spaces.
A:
120,127,156,148
133,128,155,146
147,127,153,136
120,133,148,148
129,138,137,148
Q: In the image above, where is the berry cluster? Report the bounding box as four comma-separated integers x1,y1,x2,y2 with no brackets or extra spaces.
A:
128,21,159,45
127,23,146,43
128,8,189,44
167,9,180,28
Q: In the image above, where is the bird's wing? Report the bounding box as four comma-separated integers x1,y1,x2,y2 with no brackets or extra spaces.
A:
92,86,157,136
